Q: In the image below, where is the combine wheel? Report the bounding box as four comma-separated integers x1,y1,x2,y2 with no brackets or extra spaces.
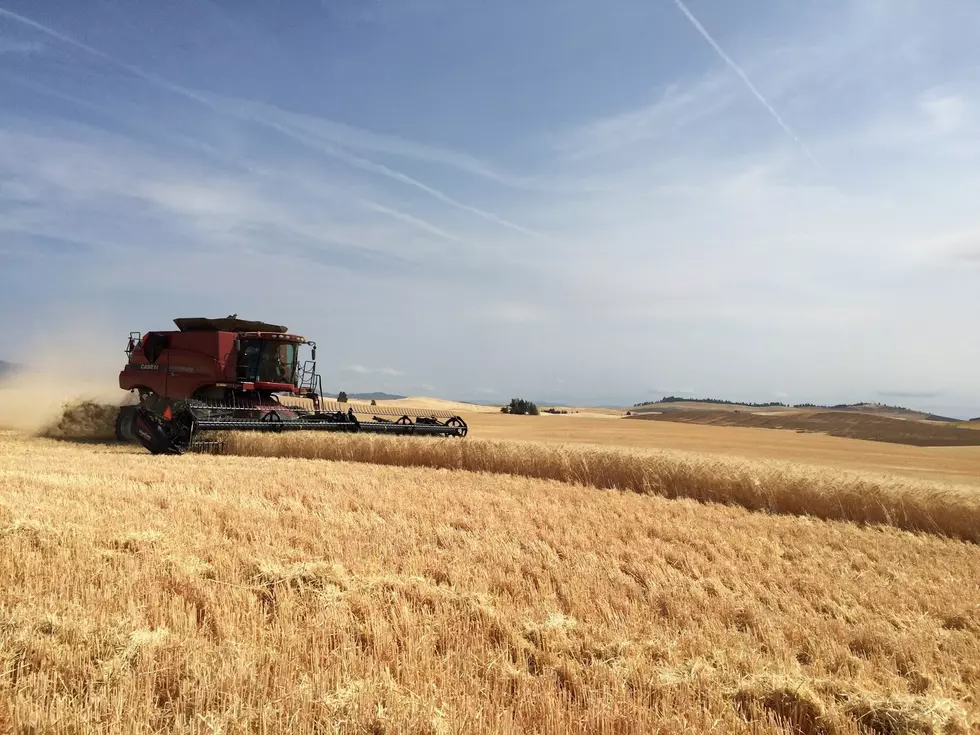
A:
115,405,140,442
396,415,412,425
446,416,468,437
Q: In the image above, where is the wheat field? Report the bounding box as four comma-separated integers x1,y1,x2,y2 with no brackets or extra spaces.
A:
219,432,980,545
465,413,980,488
1,426,979,734
2,394,980,733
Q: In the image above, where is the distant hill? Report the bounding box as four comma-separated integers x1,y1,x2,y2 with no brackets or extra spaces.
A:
0,360,18,379
792,402,957,420
637,396,923,412
348,392,406,401
627,409,980,447
631,397,957,422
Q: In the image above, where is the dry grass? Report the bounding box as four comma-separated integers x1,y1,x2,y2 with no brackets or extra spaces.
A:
220,432,980,545
1,431,978,733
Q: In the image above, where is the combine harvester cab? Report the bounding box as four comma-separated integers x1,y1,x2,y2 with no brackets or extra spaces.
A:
117,316,467,455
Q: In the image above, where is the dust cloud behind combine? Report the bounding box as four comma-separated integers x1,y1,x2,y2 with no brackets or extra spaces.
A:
0,372,127,438
0,326,130,437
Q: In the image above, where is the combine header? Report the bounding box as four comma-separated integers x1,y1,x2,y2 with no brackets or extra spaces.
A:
116,316,467,454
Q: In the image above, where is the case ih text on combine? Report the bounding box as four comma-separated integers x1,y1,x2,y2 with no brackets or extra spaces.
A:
116,316,468,454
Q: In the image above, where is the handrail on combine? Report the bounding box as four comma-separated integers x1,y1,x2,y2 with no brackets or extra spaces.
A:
125,332,143,358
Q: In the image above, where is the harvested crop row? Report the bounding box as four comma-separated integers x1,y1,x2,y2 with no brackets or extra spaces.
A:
220,432,980,544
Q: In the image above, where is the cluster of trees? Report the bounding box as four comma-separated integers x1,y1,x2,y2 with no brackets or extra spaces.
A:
543,408,568,414
501,398,539,415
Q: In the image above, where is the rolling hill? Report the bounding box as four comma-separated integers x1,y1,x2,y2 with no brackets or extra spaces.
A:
627,407,980,446
631,397,958,422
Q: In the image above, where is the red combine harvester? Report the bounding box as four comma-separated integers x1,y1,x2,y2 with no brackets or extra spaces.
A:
117,316,467,454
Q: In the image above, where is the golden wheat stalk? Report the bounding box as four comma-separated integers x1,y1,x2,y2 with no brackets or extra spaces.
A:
219,432,980,543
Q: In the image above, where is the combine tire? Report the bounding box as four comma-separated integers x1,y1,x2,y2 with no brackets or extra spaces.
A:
115,406,140,442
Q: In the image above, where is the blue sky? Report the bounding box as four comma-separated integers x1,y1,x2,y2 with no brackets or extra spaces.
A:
1,0,979,415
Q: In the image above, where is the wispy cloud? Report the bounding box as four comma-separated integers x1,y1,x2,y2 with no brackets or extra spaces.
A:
552,73,737,161
671,0,820,167
343,365,404,377
0,5,546,241
878,390,941,399
0,6,128,65
919,90,970,135
900,227,980,264
0,38,43,54
0,126,453,273
844,86,980,156
215,97,548,239
358,201,469,246
956,247,980,263
0,82,492,267
219,97,538,189
0,6,217,108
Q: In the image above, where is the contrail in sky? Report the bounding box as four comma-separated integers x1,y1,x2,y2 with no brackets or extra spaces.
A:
672,0,820,168
0,5,545,239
